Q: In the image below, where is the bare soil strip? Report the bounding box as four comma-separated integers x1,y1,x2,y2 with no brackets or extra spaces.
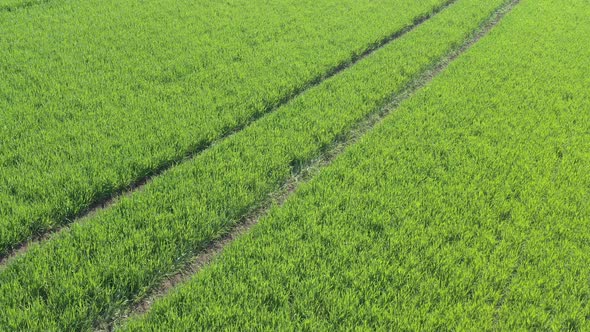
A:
104,0,520,330
0,0,457,265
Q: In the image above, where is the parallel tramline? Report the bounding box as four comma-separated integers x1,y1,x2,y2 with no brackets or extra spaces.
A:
0,0,510,329
1,0,589,330
126,0,590,329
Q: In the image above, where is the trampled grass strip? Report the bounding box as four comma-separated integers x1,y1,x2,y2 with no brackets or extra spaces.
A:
0,0,509,330
0,0,456,263
122,0,590,330
0,0,448,257
119,141,333,328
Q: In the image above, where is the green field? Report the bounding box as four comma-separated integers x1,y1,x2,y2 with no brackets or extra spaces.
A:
1,0,589,330
0,0,447,255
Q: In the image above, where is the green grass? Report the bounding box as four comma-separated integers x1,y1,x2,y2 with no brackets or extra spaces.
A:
0,0,510,330
121,0,590,330
0,0,448,256
0,0,43,11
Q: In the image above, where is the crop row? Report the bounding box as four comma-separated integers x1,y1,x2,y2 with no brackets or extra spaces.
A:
0,0,448,255
123,0,590,329
0,0,510,330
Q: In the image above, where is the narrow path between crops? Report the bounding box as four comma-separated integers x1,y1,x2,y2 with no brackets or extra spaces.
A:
104,0,520,329
0,0,457,266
